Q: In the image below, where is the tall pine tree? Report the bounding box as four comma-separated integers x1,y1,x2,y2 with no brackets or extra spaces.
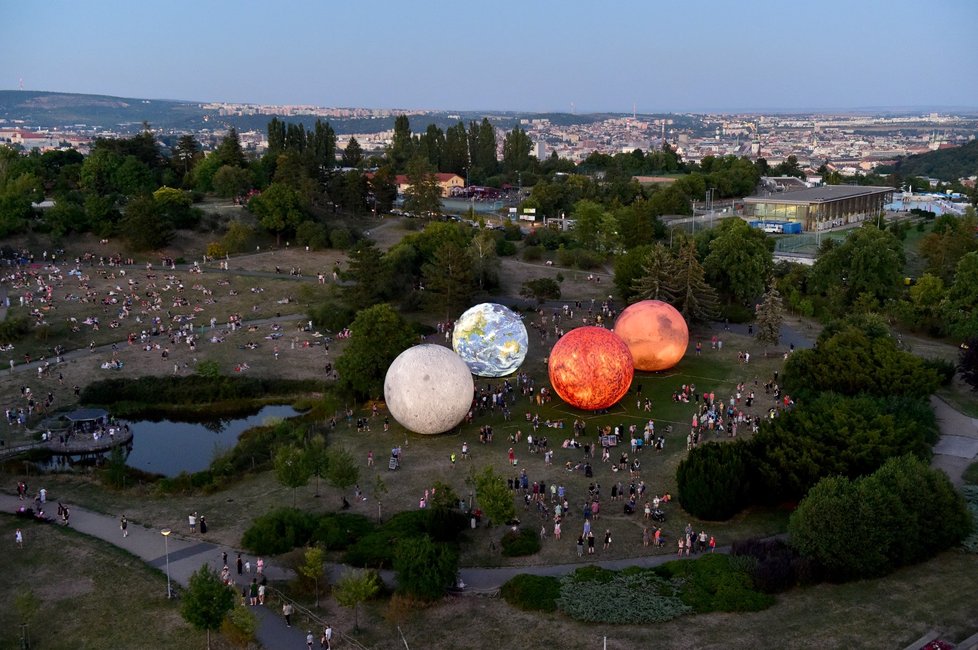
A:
631,242,678,304
754,286,785,345
672,241,719,322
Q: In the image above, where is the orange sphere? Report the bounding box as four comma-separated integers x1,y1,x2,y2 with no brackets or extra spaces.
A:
613,300,689,371
548,327,634,410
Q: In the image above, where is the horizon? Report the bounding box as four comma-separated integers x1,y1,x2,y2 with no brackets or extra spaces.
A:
3,1,978,113
3,88,978,118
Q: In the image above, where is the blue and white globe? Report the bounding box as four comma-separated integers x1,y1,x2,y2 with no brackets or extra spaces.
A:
452,303,528,377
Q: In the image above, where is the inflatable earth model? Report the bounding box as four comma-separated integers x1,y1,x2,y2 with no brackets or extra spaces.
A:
452,302,528,377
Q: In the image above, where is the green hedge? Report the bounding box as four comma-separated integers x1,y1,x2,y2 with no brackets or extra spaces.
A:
80,375,324,411
653,554,775,613
242,509,375,556
344,509,468,568
500,575,560,612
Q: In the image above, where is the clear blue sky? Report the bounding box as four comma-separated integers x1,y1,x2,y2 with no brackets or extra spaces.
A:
3,0,977,113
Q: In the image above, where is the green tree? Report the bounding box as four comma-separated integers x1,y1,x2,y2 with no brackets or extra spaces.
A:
416,124,445,169
368,165,398,213
403,156,443,216
754,286,785,345
811,225,905,312
442,121,469,175
275,444,311,508
221,220,254,254
213,127,246,168
945,251,978,339
335,303,415,399
672,241,719,322
473,465,516,526
325,447,360,492
422,241,475,319
212,165,252,199
782,323,940,400
341,136,364,168
298,546,327,607
333,569,380,631
676,441,754,520
919,209,978,281
181,564,235,650
248,182,306,245
122,194,172,251
703,218,774,304
305,435,329,497
172,134,203,182
468,228,500,291
393,535,458,601
389,115,414,172
502,125,533,174
341,240,390,311
630,243,678,304
520,277,561,304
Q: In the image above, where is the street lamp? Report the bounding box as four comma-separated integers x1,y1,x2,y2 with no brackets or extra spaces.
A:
161,528,172,599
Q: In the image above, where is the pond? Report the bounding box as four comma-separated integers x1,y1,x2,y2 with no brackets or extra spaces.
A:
123,404,301,476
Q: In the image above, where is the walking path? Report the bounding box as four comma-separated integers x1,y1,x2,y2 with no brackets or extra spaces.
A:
930,395,978,487
0,492,309,649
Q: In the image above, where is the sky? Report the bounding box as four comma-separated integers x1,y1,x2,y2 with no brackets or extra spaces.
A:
3,0,978,113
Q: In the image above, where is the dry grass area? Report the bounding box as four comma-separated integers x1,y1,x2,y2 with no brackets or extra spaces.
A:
307,550,978,650
0,516,215,650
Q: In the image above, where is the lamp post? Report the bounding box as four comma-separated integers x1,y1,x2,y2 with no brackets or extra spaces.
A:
161,528,172,598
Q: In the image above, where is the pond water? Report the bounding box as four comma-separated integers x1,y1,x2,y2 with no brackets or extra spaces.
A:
123,404,300,476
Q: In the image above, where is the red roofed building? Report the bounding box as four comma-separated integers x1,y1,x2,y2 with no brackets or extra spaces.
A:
395,173,464,197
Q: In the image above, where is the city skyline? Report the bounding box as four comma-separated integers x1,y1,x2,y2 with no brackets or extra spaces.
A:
3,0,978,113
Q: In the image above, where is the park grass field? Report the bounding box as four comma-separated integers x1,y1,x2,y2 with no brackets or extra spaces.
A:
0,517,216,650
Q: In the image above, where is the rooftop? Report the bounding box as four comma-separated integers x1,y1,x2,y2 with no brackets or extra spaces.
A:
744,185,895,204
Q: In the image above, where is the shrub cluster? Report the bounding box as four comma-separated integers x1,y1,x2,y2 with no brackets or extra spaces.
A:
499,574,559,612
789,455,972,581
731,537,819,593
344,509,468,568
556,568,691,624
500,527,541,557
653,554,775,613
502,555,774,624
962,486,978,554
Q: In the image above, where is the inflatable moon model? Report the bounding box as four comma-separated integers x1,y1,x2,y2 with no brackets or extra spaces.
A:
384,344,474,434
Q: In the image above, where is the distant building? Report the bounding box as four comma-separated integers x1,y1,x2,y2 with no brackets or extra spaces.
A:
743,185,895,231
395,173,464,198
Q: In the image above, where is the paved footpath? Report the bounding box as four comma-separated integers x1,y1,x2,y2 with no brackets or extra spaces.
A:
0,492,310,649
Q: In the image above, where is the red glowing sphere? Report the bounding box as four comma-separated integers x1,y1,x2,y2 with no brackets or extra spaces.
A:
548,326,634,410
613,300,689,371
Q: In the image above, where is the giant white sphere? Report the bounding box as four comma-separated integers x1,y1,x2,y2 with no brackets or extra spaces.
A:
452,302,529,377
384,344,474,435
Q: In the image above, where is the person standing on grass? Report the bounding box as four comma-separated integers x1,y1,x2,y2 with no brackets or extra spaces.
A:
577,535,584,558
15,528,23,548
321,623,333,649
587,530,595,555
603,529,612,550
188,511,197,534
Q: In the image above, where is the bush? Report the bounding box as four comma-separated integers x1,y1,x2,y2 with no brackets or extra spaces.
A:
654,554,775,613
500,527,541,557
242,508,319,555
556,567,691,624
964,461,978,486
731,537,818,593
344,509,466,568
0,315,31,343
962,486,978,554
308,301,354,333
313,513,376,551
789,455,973,581
676,442,755,520
495,239,517,256
922,357,956,386
295,221,329,250
500,574,560,612
330,228,353,250
522,245,543,262
393,535,458,601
